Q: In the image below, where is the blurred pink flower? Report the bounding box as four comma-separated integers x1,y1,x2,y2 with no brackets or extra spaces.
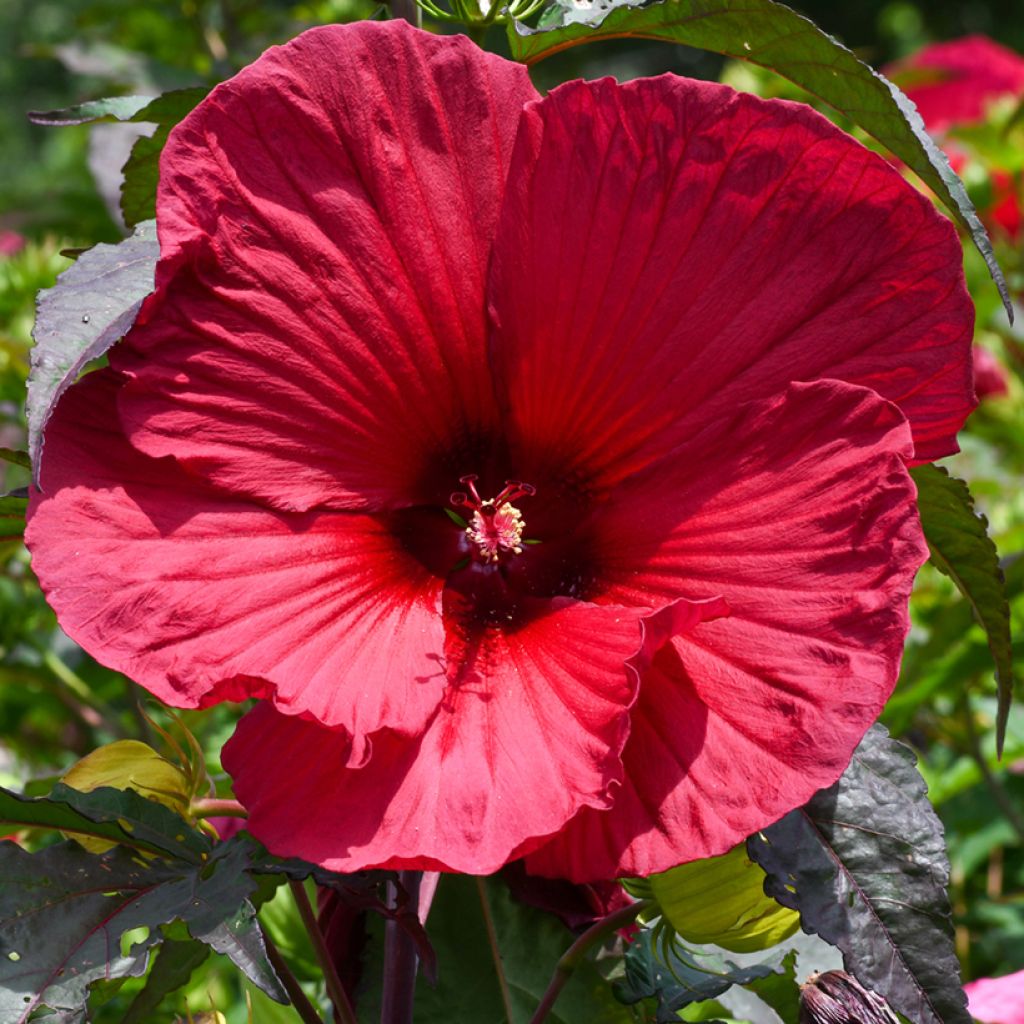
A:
0,230,24,257
964,969,1024,1024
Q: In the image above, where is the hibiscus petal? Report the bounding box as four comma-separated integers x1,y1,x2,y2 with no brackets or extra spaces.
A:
26,369,447,748
113,21,538,512
526,380,927,881
489,75,973,489
225,597,690,875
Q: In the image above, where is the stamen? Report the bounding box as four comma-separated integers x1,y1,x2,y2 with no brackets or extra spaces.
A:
449,476,536,563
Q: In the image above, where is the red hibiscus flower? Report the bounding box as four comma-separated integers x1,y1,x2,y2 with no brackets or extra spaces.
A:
26,22,974,881
973,344,1010,400
888,36,1024,239
889,35,1024,133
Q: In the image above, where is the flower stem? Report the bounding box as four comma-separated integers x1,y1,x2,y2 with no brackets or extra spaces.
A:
191,797,248,818
381,871,422,1024
40,649,125,735
261,925,326,1024
389,0,422,26
475,876,514,1023
528,898,653,1024
289,879,359,1024
467,22,489,47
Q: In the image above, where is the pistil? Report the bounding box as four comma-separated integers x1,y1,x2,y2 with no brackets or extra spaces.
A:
451,475,536,563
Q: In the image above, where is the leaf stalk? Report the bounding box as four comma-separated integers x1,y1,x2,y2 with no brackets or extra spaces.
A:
289,879,359,1024
528,897,653,1024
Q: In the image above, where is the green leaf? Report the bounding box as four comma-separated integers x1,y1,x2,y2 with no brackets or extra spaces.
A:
0,835,284,1023
121,939,210,1024
615,929,789,1021
0,494,27,540
0,449,30,469
0,784,208,861
29,220,159,481
361,874,633,1023
120,88,209,228
744,949,800,1024
27,95,156,127
748,724,971,1024
508,0,1011,317
911,464,1014,754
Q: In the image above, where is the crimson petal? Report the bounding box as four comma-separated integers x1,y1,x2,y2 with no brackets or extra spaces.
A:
26,369,447,748
224,596,723,874
489,75,973,490
527,381,927,881
114,21,538,512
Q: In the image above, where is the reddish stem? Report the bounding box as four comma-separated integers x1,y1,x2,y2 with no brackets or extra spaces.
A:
380,871,423,1024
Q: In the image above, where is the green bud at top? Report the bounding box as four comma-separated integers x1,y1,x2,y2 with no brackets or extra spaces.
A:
626,841,800,954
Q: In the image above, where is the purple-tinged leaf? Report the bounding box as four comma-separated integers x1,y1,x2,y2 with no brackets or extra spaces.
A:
0,835,285,1023
29,220,158,483
748,724,971,1024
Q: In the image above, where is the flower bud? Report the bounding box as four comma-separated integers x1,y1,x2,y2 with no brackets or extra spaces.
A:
799,971,899,1024
61,739,190,853
626,842,800,954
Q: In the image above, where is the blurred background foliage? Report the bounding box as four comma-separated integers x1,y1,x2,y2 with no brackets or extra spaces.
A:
1,1,1022,1021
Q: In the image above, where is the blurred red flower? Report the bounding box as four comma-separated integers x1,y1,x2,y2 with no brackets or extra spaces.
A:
27,23,974,880
973,344,1010,400
889,36,1024,239
889,35,1024,132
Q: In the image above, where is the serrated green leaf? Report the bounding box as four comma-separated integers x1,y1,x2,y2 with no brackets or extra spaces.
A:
615,929,789,1021
911,463,1014,754
61,740,191,854
0,835,284,1023
0,784,206,861
29,220,159,481
27,95,155,127
121,939,210,1024
508,0,1010,317
748,724,970,1024
120,88,209,228
50,782,210,861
